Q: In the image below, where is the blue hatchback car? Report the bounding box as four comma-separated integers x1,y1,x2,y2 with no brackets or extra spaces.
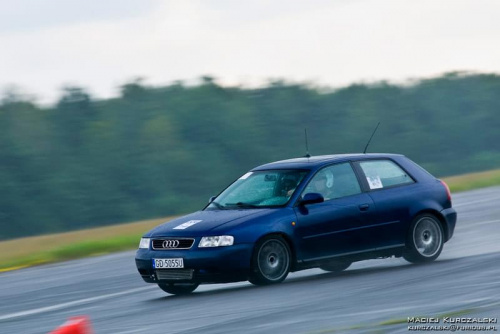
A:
135,154,457,295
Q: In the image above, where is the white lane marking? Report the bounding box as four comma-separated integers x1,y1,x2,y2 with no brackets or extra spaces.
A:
346,297,494,318
454,196,500,208
434,281,500,290
0,286,153,321
456,219,500,229
344,306,416,317
114,327,157,334
474,219,500,226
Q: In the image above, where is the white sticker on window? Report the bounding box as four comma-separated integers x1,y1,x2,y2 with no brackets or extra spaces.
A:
173,220,202,230
367,176,383,189
239,172,253,180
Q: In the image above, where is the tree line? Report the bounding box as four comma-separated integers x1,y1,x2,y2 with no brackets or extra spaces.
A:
1,72,499,239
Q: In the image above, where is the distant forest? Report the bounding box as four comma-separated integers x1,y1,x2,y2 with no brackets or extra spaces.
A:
1,72,499,239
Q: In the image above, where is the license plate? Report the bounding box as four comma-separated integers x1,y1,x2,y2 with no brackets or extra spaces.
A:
153,258,184,269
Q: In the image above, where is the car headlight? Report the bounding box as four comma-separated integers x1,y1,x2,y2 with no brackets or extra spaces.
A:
138,238,151,249
199,236,234,248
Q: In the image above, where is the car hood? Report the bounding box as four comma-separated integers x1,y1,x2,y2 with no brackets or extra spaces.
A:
146,209,268,237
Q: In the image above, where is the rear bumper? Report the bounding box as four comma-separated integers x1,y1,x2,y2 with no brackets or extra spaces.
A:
441,207,457,242
135,243,254,284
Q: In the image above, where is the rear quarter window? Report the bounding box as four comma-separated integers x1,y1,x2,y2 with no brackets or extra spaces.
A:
359,160,415,190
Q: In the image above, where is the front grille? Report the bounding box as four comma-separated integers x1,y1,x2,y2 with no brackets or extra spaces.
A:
156,269,194,281
152,238,195,250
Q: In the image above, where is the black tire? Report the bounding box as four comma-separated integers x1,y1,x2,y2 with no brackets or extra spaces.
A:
249,236,291,286
320,261,351,272
157,282,199,295
403,214,444,264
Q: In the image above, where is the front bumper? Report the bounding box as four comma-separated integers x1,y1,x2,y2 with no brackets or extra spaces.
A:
441,207,457,242
135,243,254,284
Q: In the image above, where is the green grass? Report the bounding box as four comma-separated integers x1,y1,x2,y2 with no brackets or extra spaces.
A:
0,217,172,272
443,169,500,193
0,234,143,271
49,235,141,260
308,308,480,333
1,168,500,272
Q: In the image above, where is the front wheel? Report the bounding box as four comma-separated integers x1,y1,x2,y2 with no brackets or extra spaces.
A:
403,214,444,263
158,283,199,295
249,236,291,286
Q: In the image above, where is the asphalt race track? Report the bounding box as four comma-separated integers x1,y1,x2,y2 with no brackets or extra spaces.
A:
1,187,500,334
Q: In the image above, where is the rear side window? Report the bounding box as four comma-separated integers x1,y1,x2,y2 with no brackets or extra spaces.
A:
359,160,414,190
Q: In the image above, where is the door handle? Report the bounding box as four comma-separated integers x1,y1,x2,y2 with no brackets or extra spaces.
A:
358,204,370,211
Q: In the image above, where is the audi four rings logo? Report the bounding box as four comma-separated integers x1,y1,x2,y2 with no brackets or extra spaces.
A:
162,240,180,248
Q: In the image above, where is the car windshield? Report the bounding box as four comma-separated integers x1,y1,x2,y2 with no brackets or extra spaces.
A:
207,169,308,209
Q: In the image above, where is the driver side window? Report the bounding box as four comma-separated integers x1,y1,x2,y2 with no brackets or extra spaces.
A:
303,163,361,201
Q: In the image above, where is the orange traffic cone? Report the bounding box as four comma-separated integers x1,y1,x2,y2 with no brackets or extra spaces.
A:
49,316,93,334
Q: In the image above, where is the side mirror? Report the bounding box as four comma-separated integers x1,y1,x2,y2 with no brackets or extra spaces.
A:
209,196,217,203
300,193,324,206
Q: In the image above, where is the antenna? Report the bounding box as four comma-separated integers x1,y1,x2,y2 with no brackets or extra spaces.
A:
363,122,380,154
304,128,311,158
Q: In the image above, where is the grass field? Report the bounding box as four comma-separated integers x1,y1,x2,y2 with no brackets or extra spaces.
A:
0,217,177,271
443,169,500,193
1,169,500,272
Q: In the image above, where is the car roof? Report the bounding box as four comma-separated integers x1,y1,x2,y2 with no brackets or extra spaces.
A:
252,153,404,171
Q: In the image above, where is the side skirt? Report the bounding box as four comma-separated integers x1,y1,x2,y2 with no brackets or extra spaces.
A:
293,244,405,271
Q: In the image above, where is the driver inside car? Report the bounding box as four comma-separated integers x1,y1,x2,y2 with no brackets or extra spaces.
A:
308,171,335,200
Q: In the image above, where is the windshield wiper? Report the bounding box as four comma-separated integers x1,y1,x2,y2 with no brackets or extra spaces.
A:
210,201,226,210
226,202,260,208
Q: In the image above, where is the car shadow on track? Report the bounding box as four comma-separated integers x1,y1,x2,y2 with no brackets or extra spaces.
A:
286,258,459,283
145,258,460,302
287,259,459,282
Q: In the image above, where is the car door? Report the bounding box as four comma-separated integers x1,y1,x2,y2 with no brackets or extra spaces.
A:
293,162,378,261
353,159,417,248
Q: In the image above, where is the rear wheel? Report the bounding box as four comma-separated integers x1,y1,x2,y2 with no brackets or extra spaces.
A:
158,282,199,295
320,261,351,272
403,214,444,263
249,236,291,286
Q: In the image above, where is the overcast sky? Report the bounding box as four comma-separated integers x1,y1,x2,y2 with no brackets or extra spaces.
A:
1,0,500,104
